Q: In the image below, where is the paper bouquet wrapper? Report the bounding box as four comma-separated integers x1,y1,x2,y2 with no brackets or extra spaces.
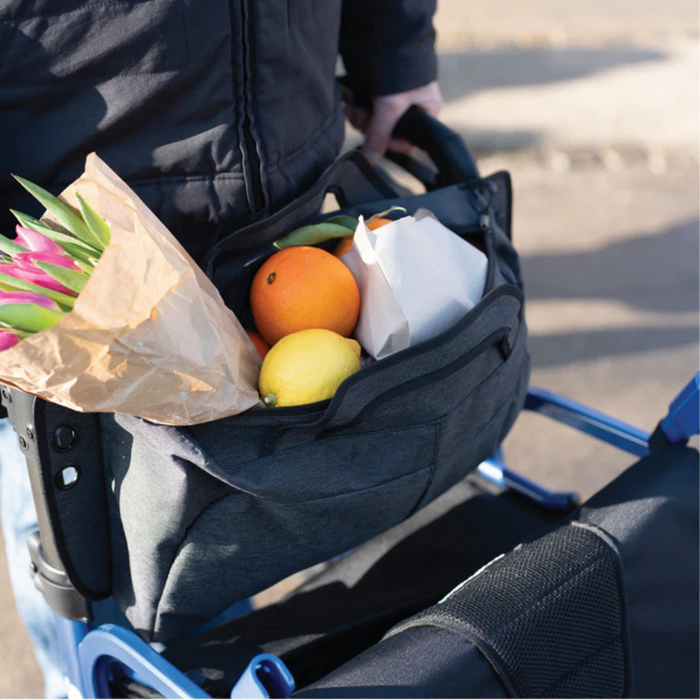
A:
342,211,488,360
0,154,262,425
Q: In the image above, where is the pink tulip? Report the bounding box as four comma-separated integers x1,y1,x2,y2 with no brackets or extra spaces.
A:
0,330,21,352
14,251,80,272
0,262,76,296
0,290,60,310
14,226,64,255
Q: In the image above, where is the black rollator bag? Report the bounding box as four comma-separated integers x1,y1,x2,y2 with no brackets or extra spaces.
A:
97,109,530,641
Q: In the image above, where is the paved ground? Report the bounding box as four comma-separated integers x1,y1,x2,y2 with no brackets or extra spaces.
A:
1,1,698,696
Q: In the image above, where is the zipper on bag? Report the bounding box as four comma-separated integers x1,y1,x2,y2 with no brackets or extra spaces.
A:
315,327,513,439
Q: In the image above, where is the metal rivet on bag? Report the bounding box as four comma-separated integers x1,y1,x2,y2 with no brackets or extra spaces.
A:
18,436,27,449
26,427,34,441
29,562,37,575
56,466,80,490
54,425,77,451
479,213,491,231
1,388,11,403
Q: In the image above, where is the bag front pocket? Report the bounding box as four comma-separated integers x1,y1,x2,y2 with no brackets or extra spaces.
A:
154,462,434,641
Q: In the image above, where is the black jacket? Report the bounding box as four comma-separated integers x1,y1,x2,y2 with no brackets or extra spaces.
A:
0,0,436,263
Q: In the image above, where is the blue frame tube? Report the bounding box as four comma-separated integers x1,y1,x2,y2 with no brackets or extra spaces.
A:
78,625,211,698
54,616,89,696
524,387,651,457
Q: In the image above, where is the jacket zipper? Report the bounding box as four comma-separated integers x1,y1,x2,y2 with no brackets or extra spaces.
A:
237,0,265,216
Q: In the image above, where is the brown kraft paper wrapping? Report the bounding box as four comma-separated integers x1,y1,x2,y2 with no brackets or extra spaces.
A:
0,153,262,425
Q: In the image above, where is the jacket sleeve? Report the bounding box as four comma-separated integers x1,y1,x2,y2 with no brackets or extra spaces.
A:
339,0,438,98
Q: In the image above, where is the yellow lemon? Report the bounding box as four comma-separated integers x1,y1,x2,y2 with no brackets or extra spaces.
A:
259,329,361,407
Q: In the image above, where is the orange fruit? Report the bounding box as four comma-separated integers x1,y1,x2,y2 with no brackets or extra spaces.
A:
367,217,393,230
333,217,393,258
250,246,361,345
333,236,354,258
246,330,270,360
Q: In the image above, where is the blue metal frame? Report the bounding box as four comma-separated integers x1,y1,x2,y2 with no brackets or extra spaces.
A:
230,654,295,699
523,387,651,457
661,372,700,443
50,375,697,698
54,616,89,696
477,450,579,511
476,384,657,509
79,625,211,698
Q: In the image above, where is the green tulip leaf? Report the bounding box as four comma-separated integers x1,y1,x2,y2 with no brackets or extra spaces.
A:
0,271,75,309
0,233,28,257
34,262,90,295
76,193,111,248
0,303,65,333
10,210,102,263
11,176,103,250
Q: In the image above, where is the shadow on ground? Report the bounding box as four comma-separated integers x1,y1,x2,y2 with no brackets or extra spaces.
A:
522,217,700,313
529,325,698,368
522,216,699,367
437,45,667,155
439,45,666,102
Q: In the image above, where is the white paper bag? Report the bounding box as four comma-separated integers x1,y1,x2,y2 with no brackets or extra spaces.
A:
342,210,488,360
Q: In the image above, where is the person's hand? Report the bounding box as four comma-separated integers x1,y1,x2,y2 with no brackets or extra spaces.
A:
344,81,444,163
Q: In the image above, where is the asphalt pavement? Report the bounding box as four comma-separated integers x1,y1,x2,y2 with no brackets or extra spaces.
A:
1,1,698,696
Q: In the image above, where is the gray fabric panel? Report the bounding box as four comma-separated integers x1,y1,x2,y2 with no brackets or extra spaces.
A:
100,414,230,638
154,467,433,640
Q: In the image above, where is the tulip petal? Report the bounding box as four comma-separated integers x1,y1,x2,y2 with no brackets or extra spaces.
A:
0,330,21,352
0,271,75,308
34,261,89,294
0,289,60,310
0,264,76,297
14,226,64,255
15,251,80,271
11,210,101,258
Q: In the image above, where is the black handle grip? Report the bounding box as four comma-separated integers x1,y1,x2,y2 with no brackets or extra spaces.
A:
392,106,480,186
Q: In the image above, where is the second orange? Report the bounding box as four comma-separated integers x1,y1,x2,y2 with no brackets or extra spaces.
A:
251,246,360,346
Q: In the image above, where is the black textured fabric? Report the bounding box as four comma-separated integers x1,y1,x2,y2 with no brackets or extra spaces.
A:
297,627,508,699
578,441,699,698
0,0,437,264
38,400,111,599
340,0,438,97
387,524,628,698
